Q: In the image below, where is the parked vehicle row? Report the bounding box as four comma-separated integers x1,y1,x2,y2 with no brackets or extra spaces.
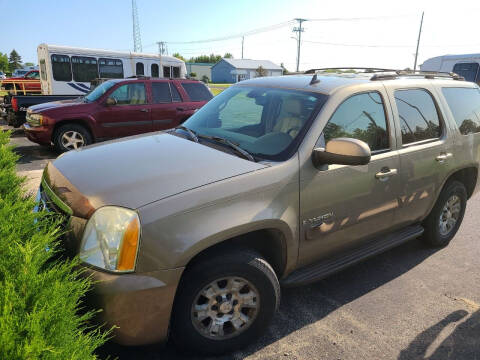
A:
24,77,213,151
37,69,480,354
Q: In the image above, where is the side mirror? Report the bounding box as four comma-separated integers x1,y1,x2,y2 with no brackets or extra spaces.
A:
312,137,371,167
105,97,117,106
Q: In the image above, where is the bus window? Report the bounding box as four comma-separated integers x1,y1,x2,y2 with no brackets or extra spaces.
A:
151,64,159,77
452,63,479,83
172,66,180,78
72,56,98,83
40,59,47,81
99,58,124,78
51,54,71,81
163,66,171,78
136,62,144,76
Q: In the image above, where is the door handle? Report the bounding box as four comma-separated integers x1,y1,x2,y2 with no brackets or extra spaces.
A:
435,153,453,162
375,168,398,180
140,108,149,112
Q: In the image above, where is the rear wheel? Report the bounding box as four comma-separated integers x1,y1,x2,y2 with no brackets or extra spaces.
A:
171,250,280,355
422,180,467,247
53,124,92,152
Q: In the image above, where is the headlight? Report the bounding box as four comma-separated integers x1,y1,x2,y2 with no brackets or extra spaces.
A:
79,206,140,272
27,112,45,127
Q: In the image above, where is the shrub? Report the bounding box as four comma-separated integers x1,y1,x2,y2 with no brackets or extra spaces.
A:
0,130,108,359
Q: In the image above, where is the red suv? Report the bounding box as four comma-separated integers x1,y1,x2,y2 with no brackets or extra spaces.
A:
23,78,213,152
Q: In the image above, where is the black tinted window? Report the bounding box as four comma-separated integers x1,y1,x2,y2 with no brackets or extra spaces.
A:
152,82,171,103
395,89,441,145
170,83,182,102
151,64,159,77
99,58,123,78
181,83,213,102
163,66,171,78
72,56,98,83
136,62,144,76
453,63,479,83
51,54,71,81
172,66,180,78
442,87,480,135
323,92,389,151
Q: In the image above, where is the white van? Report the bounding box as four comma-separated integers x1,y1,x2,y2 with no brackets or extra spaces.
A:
420,53,480,84
37,44,187,95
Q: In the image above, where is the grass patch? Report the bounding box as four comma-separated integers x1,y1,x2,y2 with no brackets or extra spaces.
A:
0,131,109,359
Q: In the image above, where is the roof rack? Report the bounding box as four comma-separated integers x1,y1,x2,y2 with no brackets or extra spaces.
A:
305,67,397,74
370,70,465,81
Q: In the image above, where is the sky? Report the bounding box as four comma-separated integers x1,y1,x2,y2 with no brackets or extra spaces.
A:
1,0,480,71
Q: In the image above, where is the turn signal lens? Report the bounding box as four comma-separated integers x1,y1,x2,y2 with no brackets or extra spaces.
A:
117,217,140,271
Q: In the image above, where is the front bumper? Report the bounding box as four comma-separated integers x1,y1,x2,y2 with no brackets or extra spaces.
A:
23,123,52,146
81,266,184,345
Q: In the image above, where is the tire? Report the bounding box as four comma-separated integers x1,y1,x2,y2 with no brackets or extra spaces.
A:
422,180,467,247
53,123,92,152
171,250,280,355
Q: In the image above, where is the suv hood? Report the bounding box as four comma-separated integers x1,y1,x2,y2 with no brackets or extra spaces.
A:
30,98,84,113
46,132,267,215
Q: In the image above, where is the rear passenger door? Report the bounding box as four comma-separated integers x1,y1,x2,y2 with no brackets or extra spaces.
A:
385,85,455,226
150,81,184,131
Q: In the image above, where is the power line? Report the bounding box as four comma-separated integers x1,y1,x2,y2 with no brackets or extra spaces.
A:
307,14,414,21
302,40,413,48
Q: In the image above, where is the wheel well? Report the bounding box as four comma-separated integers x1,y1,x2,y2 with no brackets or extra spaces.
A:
446,167,478,199
184,229,287,278
52,119,94,141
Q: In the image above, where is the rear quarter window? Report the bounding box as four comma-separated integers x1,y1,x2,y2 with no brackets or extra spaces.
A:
442,87,480,135
181,82,213,102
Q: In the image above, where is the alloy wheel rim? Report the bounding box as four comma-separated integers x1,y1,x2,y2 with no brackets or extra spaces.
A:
191,277,260,340
439,194,461,236
61,131,85,150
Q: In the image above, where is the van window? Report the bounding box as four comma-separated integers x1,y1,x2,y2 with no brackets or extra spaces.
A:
40,60,47,81
172,66,180,78
395,89,442,145
110,82,146,105
163,66,171,78
136,62,144,76
72,56,98,83
323,92,389,151
151,82,171,103
51,54,71,81
170,83,182,102
452,63,479,83
151,64,159,77
442,87,480,135
99,58,123,78
181,83,213,102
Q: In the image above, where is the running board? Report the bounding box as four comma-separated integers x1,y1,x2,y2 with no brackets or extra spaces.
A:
282,225,424,287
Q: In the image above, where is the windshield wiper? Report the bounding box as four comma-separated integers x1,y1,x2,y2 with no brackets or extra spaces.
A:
197,134,256,162
176,125,199,143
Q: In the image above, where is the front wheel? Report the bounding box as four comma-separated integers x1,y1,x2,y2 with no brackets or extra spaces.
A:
171,250,280,355
53,124,92,152
422,180,467,247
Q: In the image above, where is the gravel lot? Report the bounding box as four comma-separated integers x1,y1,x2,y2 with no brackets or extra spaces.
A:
5,126,480,360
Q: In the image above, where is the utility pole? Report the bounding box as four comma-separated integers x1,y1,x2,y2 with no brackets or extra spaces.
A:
241,36,244,59
157,42,167,55
132,0,142,52
413,11,424,71
293,18,306,72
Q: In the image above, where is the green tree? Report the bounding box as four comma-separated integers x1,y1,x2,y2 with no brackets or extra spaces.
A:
224,53,233,59
189,72,197,78
188,54,222,64
8,49,22,72
24,62,35,67
0,52,9,72
172,52,186,62
255,66,268,77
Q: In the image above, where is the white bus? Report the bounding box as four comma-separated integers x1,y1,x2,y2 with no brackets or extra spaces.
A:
420,53,480,85
37,44,187,95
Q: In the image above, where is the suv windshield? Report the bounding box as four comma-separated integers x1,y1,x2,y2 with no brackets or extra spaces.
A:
84,80,116,102
183,86,327,160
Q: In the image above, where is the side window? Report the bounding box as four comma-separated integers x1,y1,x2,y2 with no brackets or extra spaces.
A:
109,83,146,105
71,56,98,83
151,82,171,103
323,92,389,151
394,89,441,145
181,83,213,102
163,66,171,78
170,83,182,102
51,54,71,81
26,71,39,79
453,63,479,83
136,62,144,76
40,60,47,81
172,66,180,78
99,58,124,78
442,87,480,135
151,64,159,78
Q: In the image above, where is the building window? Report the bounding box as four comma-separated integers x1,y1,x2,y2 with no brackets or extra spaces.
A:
51,54,71,81
72,56,98,83
394,89,442,145
151,64,159,77
136,62,144,76
442,87,480,135
99,58,124,78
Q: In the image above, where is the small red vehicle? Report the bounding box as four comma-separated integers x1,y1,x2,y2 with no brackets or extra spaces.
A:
1,70,41,94
23,77,213,152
